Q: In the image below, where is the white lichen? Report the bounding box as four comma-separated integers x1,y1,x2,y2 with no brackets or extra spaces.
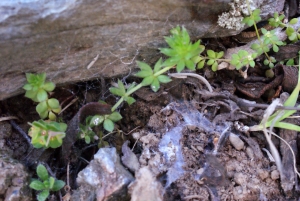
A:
217,0,257,31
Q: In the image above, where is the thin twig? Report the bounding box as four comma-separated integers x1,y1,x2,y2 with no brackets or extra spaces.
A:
0,116,18,122
86,54,99,69
169,72,213,92
269,130,300,178
59,97,78,115
9,120,32,147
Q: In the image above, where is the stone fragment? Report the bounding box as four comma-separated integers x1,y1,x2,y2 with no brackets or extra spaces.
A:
245,147,254,159
271,170,280,180
121,141,140,173
75,147,134,201
233,172,248,186
0,157,31,201
257,169,269,181
129,167,164,201
229,133,244,151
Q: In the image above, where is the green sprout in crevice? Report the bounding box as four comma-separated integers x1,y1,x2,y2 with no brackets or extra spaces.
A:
30,164,65,201
28,120,66,149
23,73,66,149
23,73,61,121
160,26,205,72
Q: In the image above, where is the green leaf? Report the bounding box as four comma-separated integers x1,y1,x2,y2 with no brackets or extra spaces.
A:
124,96,136,105
25,90,38,101
197,60,205,69
289,18,298,25
217,51,224,58
37,190,49,201
151,78,160,92
37,89,48,102
104,119,114,132
37,164,49,181
110,87,125,97
207,59,215,66
47,98,60,109
85,135,91,144
108,112,122,122
273,45,279,52
272,122,300,132
48,177,55,189
286,59,294,65
207,50,216,58
136,61,152,71
52,180,65,191
42,82,55,92
160,48,177,57
185,59,195,70
141,76,154,86
211,62,218,71
23,83,32,91
176,60,185,72
30,180,45,191
90,115,104,126
153,58,163,73
157,75,172,83
135,70,153,78
36,101,48,115
48,111,56,121
117,80,125,93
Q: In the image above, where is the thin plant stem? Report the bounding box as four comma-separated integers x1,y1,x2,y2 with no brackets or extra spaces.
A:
168,72,213,92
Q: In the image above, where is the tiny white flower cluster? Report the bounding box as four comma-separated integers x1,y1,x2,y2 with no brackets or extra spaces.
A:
217,0,256,30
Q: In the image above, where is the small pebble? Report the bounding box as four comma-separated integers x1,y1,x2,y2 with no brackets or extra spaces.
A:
271,170,280,180
257,169,269,180
246,147,254,159
229,133,244,150
234,172,247,185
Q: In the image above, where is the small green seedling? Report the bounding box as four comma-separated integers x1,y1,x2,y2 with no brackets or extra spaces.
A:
30,164,65,201
23,73,55,102
135,58,172,92
23,73,61,120
160,26,205,72
230,50,257,70
89,111,123,132
28,120,67,149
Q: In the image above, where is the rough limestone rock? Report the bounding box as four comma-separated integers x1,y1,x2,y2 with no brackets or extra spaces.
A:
75,147,134,201
0,0,283,100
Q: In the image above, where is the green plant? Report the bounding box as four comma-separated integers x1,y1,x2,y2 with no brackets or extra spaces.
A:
30,164,65,201
23,73,61,120
160,26,205,72
268,12,299,42
23,73,66,149
230,50,257,70
28,120,67,149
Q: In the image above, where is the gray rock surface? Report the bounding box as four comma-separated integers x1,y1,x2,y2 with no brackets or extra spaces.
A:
75,147,134,201
0,0,283,100
0,156,31,201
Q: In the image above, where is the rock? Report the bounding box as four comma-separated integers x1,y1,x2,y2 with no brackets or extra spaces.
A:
229,133,244,151
233,172,248,185
0,156,31,201
257,169,269,181
245,147,254,159
271,170,280,180
0,0,284,100
121,141,140,173
75,147,134,201
128,167,164,201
